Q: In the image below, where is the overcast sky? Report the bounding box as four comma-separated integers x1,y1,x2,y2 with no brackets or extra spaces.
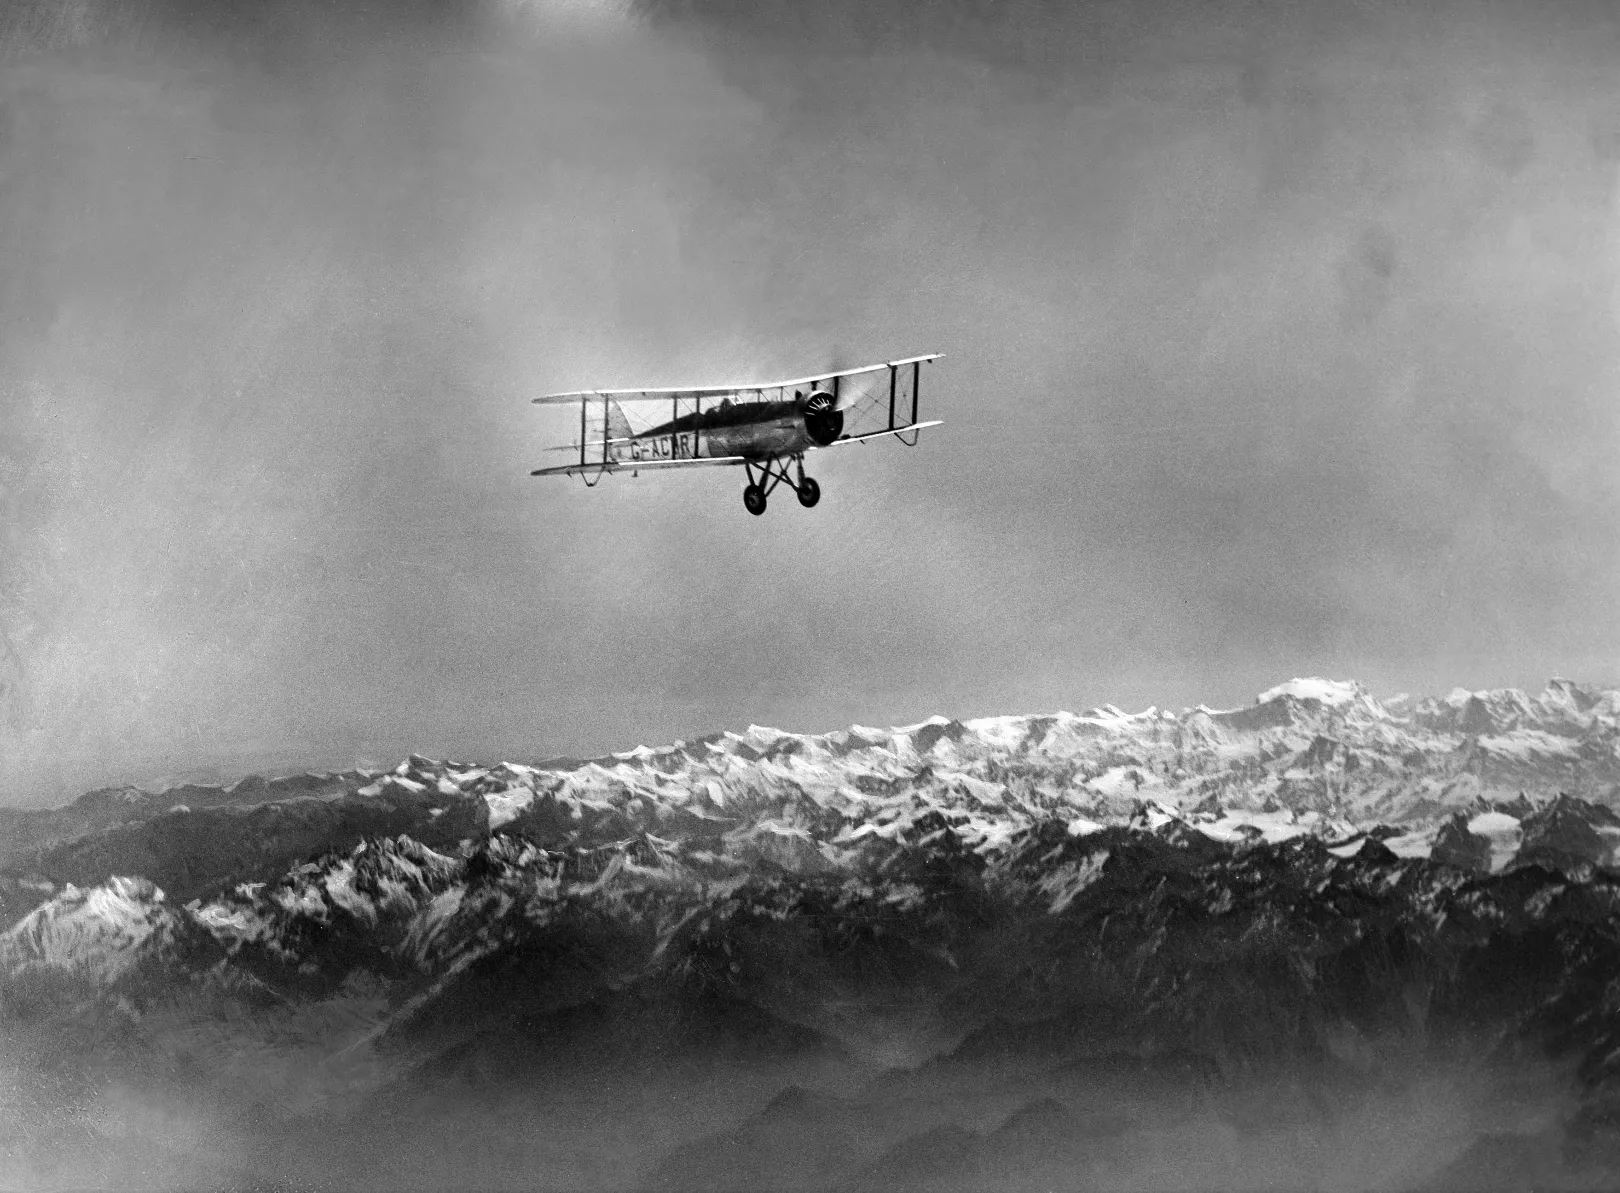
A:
2,0,1619,804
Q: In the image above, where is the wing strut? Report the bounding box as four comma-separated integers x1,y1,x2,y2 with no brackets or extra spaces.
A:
576,394,610,486
898,360,923,446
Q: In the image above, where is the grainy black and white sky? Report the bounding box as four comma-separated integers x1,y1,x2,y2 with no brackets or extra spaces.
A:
2,0,1618,804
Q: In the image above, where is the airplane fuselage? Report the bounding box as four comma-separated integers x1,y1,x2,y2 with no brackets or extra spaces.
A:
612,401,816,465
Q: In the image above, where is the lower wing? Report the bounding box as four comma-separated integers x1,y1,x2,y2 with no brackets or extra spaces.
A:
529,456,751,478
816,420,943,448
529,422,942,476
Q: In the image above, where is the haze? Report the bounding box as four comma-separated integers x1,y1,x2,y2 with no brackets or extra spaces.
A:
2,0,1618,805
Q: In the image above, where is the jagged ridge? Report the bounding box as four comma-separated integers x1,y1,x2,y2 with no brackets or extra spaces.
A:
7,676,1619,934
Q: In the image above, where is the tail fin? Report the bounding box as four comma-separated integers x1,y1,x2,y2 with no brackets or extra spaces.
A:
605,399,635,443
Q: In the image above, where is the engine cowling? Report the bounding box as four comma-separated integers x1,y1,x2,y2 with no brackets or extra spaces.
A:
801,389,844,446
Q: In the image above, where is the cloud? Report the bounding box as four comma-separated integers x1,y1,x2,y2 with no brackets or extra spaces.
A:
3,0,1620,804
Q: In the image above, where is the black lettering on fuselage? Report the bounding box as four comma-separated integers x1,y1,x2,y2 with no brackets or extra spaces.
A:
624,433,695,462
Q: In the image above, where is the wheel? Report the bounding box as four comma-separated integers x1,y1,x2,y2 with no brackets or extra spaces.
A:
743,484,767,515
796,477,821,508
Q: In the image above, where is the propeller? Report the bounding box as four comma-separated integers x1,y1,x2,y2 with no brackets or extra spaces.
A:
825,346,867,413
795,347,870,414
799,349,850,445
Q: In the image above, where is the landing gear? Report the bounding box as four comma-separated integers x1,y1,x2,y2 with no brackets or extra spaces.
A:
742,454,820,515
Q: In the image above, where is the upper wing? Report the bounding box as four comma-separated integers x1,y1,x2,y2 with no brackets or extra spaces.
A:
529,455,750,478
815,420,943,448
531,353,943,404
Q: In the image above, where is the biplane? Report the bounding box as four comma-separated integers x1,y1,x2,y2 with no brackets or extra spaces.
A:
529,354,943,514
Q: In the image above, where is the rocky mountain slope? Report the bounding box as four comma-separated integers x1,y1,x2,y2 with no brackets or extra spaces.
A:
6,677,1620,1191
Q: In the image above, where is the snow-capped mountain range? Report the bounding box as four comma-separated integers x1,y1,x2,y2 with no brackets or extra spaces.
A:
7,674,1620,998
8,675,1618,923
7,677,1620,1191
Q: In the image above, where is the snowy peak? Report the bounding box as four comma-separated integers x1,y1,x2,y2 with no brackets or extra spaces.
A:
1255,678,1368,709
1414,679,1620,738
0,875,177,983
1207,677,1400,737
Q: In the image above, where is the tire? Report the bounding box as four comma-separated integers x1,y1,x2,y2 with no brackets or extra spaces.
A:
796,477,821,508
743,484,767,515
